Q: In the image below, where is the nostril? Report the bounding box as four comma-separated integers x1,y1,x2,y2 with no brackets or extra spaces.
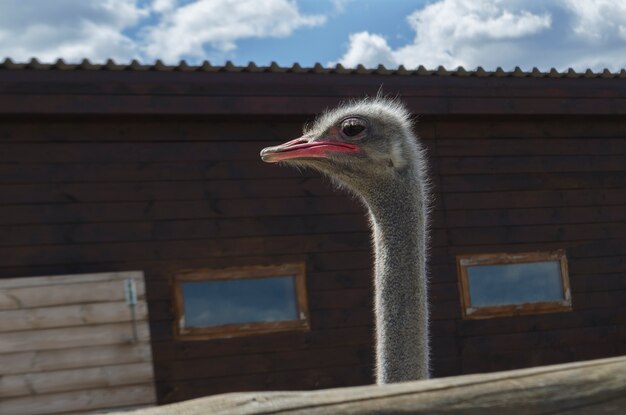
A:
283,137,309,147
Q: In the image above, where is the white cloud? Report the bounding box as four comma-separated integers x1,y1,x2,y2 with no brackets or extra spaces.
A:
335,0,626,71
338,32,395,68
330,0,352,14
564,0,626,41
151,0,178,14
0,0,327,64
0,0,146,62
143,0,326,62
407,0,551,43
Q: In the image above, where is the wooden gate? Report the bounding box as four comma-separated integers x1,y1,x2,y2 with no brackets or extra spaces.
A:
0,271,156,415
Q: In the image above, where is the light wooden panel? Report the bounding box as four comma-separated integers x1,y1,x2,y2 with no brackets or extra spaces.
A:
0,301,149,332
0,271,156,415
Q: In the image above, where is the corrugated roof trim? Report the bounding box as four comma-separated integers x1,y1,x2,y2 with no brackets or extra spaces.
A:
2,58,626,78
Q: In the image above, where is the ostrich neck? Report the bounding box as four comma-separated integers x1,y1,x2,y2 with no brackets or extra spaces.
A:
361,168,429,383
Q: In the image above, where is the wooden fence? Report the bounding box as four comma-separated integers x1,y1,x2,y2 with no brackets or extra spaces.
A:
116,355,626,414
0,271,156,415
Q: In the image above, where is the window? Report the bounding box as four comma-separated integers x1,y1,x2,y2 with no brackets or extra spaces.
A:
172,263,309,340
457,250,571,319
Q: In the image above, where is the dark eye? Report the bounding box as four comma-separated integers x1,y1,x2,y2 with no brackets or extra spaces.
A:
341,117,367,138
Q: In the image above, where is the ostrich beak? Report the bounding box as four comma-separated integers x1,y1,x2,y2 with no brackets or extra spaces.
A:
260,137,359,163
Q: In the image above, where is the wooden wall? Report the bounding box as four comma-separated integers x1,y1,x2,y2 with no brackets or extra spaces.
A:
0,116,377,404
427,115,626,376
0,271,156,414
1,65,626,405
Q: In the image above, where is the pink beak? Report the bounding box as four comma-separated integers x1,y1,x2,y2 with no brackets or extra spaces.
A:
260,137,359,163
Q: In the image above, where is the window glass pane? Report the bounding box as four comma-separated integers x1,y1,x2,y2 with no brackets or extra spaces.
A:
467,261,563,307
181,276,298,328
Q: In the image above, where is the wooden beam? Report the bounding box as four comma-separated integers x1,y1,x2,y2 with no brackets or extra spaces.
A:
0,362,155,398
0,301,148,332
2,71,626,116
0,343,152,376
0,384,156,415
114,355,626,414
0,322,151,354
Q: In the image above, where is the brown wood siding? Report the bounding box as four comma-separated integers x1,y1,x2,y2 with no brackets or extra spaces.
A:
2,69,626,115
1,69,626,404
0,116,378,404
430,115,626,376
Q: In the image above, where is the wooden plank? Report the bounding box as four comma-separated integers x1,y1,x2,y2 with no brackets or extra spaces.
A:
0,142,288,163
0,343,152,375
571,255,626,274
571,273,626,292
456,306,626,338
435,138,626,156
0,362,154,398
434,117,626,139
2,71,626,116
0,159,438,191
0,322,151,353
0,94,352,115
459,342,626,375
7,228,621,271
443,189,626,210
309,289,371,310
575,290,626,310
0,222,452,253
444,206,626,227
0,117,436,142
0,252,370,282
0,119,304,143
2,69,626,98
448,222,626,247
0,214,369,247
0,160,313,183
441,171,626,192
3,92,626,116
154,364,373,404
3,68,626,94
112,355,626,415
438,155,626,174
0,178,338,204
153,345,373,382
310,307,373,329
0,384,156,415
431,138,626,158
151,326,373,361
0,233,373,268
0,197,361,225
0,301,148,332
0,278,146,310
0,270,143,288
460,324,626,355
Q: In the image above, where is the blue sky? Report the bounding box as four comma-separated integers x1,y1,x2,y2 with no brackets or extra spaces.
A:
2,0,626,71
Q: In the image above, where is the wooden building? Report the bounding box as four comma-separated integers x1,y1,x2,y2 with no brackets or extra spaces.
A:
1,59,626,412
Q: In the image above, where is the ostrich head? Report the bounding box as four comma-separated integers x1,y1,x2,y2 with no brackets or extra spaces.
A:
260,97,422,196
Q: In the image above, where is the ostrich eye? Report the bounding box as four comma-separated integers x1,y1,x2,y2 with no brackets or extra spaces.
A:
341,117,367,138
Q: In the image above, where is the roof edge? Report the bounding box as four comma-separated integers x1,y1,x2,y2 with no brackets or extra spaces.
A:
2,58,626,79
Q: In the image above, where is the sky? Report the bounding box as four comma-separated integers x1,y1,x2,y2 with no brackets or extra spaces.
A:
2,0,626,71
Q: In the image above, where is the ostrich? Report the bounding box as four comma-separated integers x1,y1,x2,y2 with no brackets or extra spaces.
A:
260,96,430,383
